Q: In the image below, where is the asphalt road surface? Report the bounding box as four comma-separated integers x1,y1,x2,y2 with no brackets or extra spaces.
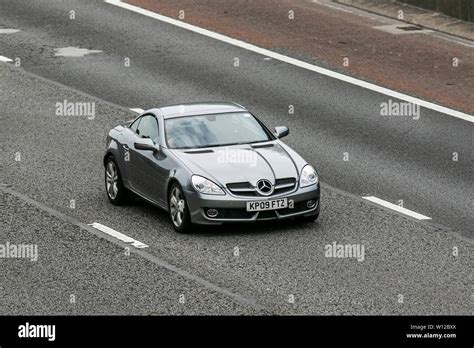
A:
0,0,472,315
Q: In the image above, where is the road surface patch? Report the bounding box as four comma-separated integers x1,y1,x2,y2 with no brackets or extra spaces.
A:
0,185,264,311
373,24,433,35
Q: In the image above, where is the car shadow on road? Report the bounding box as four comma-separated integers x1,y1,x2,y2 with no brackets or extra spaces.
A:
190,219,318,237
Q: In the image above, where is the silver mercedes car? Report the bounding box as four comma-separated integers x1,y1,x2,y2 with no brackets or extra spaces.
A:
104,102,320,233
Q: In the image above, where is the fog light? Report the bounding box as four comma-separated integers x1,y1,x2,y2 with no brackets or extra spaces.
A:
206,208,219,218
307,200,316,208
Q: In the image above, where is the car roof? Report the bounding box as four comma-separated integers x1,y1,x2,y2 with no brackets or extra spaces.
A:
147,102,248,119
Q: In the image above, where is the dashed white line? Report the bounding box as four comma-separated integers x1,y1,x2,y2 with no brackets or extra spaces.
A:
0,28,20,34
88,222,149,248
0,55,13,62
105,0,473,123
130,108,144,113
362,196,431,220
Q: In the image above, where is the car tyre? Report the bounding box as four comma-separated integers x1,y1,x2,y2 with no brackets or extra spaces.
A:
168,182,192,233
105,156,132,205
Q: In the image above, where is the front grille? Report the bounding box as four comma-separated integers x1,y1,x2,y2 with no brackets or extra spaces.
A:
274,178,296,195
226,182,252,190
226,181,256,197
275,178,294,185
227,177,296,197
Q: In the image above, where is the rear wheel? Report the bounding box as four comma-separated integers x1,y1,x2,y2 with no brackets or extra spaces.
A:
105,157,132,205
168,182,192,233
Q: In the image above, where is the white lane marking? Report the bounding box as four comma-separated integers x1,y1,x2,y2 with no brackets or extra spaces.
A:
0,29,20,34
88,222,149,248
312,0,354,13
431,33,474,48
362,196,431,220
0,55,13,62
130,108,144,113
105,0,473,122
54,47,103,57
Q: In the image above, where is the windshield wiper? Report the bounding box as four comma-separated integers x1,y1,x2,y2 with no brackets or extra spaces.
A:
176,140,270,150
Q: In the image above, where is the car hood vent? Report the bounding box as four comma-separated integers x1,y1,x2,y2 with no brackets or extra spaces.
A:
183,149,215,154
250,143,274,149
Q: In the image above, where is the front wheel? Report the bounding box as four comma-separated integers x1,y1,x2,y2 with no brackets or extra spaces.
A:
168,182,192,233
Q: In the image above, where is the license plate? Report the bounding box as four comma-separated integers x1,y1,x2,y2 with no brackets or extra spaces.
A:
246,198,288,212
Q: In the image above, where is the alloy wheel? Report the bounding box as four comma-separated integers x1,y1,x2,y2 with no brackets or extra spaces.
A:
105,161,119,200
170,186,185,227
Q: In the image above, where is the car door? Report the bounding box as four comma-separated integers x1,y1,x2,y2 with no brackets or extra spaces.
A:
128,114,167,204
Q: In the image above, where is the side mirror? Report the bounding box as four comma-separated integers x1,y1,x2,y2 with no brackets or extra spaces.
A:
274,126,289,139
134,138,159,152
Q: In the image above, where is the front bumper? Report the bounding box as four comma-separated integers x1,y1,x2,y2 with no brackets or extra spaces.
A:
184,184,320,225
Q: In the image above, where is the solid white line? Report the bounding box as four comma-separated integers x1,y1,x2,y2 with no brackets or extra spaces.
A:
105,0,473,122
312,0,354,14
431,33,474,48
88,222,149,248
0,55,13,62
362,196,431,220
130,108,144,113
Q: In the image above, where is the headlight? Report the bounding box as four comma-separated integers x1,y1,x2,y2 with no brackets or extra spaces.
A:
299,165,318,187
191,175,225,195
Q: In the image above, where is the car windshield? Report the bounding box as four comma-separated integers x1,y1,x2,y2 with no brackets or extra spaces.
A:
164,112,273,149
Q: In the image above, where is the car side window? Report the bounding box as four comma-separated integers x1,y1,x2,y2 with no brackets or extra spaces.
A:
136,115,159,144
129,118,141,134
